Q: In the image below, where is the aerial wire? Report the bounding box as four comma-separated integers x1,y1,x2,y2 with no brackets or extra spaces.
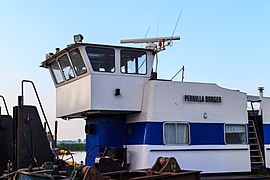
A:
138,26,151,71
140,26,151,48
170,9,184,81
155,17,160,73
171,9,183,39
157,16,159,38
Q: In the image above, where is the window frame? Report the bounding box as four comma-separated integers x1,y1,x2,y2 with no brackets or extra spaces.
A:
224,124,247,145
49,61,65,85
120,49,147,75
58,54,75,81
163,122,190,145
69,48,87,76
85,46,115,73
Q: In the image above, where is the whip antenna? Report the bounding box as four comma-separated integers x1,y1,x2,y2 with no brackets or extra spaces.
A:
141,26,151,47
171,9,183,42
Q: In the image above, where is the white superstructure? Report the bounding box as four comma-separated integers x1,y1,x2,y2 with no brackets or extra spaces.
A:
41,35,270,174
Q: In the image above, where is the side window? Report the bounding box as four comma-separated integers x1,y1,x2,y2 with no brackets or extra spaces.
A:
164,122,189,145
121,50,147,74
58,54,75,80
86,47,115,72
225,124,247,144
49,61,64,84
69,48,87,76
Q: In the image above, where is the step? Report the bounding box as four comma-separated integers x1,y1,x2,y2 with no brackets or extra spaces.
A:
251,162,263,164
251,157,263,160
251,160,264,163
250,149,260,152
249,139,258,142
251,162,264,165
250,146,259,149
251,155,263,158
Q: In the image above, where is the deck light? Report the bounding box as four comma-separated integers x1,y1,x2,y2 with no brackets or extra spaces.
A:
73,34,84,43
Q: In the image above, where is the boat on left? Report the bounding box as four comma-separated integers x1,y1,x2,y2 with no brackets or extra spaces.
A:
0,80,78,179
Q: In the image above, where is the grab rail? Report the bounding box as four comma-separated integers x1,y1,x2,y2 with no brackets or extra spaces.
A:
21,80,54,146
0,95,9,115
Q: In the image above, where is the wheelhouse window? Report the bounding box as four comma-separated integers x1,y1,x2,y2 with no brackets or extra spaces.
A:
225,124,247,144
86,47,115,72
69,48,87,75
164,122,189,145
121,50,146,74
49,61,64,84
58,54,75,81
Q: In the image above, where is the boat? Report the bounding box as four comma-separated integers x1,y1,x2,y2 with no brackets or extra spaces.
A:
40,34,270,174
0,35,202,179
1,33,270,179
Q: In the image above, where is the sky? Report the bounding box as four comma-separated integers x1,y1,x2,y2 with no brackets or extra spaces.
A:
0,1,269,140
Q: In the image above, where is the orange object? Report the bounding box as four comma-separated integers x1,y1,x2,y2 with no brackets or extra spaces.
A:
158,39,163,47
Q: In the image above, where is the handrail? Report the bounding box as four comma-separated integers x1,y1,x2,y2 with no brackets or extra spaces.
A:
0,95,9,115
21,80,54,146
170,65,185,81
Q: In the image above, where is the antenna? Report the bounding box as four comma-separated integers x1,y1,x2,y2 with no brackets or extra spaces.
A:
171,9,183,40
140,26,151,48
120,11,182,53
157,16,159,38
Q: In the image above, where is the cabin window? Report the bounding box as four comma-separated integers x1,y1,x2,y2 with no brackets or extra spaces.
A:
225,124,247,144
121,50,147,74
69,48,87,75
58,54,75,80
163,123,189,145
86,47,115,72
49,61,64,84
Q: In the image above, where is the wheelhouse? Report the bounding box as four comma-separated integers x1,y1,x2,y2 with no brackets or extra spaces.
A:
41,42,155,118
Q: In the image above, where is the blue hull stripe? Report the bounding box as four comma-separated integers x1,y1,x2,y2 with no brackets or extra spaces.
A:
127,122,226,145
264,124,270,144
126,122,163,145
190,123,225,145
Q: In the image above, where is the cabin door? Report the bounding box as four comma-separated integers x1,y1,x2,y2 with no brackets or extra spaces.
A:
248,112,265,171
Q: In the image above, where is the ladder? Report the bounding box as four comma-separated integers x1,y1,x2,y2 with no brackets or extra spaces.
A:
249,119,264,170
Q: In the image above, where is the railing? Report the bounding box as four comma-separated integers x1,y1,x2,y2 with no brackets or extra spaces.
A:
21,80,55,148
0,95,9,115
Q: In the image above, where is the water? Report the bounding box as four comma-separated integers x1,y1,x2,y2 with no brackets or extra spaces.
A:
72,151,86,163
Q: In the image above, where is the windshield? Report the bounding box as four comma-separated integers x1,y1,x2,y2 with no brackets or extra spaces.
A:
121,50,147,74
49,61,64,84
86,47,115,73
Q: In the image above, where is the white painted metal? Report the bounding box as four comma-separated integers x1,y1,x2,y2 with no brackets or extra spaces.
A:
263,97,270,168
263,97,270,124
127,80,247,124
126,80,250,173
127,145,251,173
56,75,91,118
44,39,270,174
56,74,151,118
55,46,154,118
120,36,180,44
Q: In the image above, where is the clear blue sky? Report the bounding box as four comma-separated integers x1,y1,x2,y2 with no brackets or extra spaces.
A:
0,1,269,139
